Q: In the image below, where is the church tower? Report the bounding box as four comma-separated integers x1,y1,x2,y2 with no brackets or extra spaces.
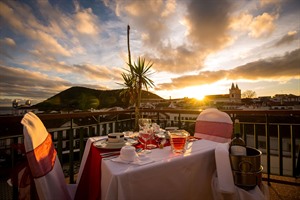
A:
229,83,241,103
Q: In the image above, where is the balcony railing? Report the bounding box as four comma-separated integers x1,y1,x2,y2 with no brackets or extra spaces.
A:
1,109,299,190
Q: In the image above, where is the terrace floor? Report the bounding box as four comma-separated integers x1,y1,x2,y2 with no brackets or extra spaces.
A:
264,174,300,200
1,170,299,200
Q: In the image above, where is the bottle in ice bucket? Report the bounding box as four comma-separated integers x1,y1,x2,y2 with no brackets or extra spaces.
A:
230,119,247,156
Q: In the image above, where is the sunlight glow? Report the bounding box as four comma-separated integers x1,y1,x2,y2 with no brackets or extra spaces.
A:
181,87,206,100
157,83,230,101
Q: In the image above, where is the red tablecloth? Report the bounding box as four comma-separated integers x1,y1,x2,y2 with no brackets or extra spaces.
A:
75,145,108,200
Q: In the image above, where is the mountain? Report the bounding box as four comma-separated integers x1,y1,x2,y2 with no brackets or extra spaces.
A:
34,86,164,111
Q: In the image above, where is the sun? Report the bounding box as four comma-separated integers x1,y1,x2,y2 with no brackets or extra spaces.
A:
195,93,205,101
155,83,228,100
180,83,229,100
180,86,207,100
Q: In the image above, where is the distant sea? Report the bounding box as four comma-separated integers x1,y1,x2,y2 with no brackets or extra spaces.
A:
0,107,14,115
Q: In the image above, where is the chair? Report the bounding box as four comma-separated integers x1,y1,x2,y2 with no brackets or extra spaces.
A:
194,108,233,143
212,143,269,200
21,112,77,200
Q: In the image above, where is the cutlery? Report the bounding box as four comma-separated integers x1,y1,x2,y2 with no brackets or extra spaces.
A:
136,148,143,153
100,151,120,156
102,155,119,160
100,147,142,157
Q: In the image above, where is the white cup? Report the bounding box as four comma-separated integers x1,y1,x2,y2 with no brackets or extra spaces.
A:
120,146,137,162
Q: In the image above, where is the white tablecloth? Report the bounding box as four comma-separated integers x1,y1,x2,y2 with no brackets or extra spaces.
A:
77,137,269,200
101,139,218,200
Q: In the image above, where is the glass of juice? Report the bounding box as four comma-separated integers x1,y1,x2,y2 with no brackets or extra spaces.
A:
168,130,189,153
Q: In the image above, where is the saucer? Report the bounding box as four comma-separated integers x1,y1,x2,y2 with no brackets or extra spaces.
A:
94,138,137,149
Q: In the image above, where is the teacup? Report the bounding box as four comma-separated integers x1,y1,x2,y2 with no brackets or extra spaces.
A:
123,131,133,137
108,132,124,143
120,146,137,162
168,130,189,153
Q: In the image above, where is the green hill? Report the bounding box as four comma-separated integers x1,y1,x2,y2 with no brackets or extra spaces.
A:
34,86,163,111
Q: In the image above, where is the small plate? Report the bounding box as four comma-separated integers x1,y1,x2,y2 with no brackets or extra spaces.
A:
94,138,138,149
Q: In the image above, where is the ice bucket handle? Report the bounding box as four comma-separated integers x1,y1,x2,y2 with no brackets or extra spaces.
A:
239,161,253,172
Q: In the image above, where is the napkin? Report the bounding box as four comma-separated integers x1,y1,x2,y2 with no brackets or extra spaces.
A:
111,156,154,165
213,143,270,200
214,143,235,194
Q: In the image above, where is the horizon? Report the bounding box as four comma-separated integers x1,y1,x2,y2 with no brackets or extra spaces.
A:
1,85,299,108
1,0,299,107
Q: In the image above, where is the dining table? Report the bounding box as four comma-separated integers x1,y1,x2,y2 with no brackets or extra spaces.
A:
75,134,219,200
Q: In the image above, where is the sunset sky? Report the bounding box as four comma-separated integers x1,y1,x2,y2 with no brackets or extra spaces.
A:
0,0,299,107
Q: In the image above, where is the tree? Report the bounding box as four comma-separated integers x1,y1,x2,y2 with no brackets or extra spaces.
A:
242,90,257,98
121,25,155,130
119,72,135,105
127,25,132,66
125,57,155,130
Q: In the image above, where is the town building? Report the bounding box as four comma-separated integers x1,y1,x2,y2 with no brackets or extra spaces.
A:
204,83,242,109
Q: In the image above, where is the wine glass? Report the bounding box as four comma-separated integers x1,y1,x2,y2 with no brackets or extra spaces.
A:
146,127,157,149
138,119,156,149
138,118,151,131
139,128,152,154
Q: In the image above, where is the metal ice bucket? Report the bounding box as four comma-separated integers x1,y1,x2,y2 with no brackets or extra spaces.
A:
232,167,263,190
230,147,262,172
230,147,262,190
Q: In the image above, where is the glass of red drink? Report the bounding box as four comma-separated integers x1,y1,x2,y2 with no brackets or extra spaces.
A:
169,130,189,153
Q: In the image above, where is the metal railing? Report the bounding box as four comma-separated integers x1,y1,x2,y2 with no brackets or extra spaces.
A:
1,109,299,188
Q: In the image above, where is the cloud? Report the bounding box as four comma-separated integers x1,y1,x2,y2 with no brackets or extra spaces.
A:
0,0,101,59
0,65,71,99
0,1,72,57
22,56,123,81
22,57,73,73
157,48,300,90
0,37,16,60
249,13,277,38
230,48,300,79
0,37,16,47
105,0,235,74
230,12,278,38
115,0,175,46
1,0,298,103
230,12,254,32
72,64,123,81
157,70,228,90
184,0,232,51
273,31,298,46
260,0,280,7
36,31,72,57
150,0,233,73
0,65,110,101
75,8,100,35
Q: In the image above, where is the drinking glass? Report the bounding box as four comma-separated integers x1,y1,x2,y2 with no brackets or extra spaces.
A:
169,130,189,153
138,118,156,150
139,129,152,154
138,118,151,131
146,127,156,149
